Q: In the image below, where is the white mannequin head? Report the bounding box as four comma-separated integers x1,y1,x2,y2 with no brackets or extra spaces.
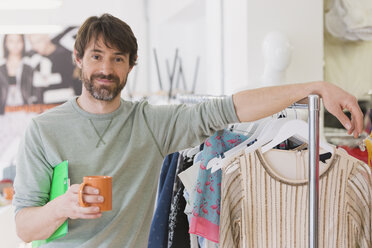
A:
261,31,292,86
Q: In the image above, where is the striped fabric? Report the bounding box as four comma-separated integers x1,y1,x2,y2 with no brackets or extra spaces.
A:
220,148,372,248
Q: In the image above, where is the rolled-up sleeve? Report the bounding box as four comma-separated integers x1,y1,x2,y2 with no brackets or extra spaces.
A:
13,119,53,216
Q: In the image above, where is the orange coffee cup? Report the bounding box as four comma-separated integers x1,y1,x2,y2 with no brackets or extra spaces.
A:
78,176,112,212
3,187,14,200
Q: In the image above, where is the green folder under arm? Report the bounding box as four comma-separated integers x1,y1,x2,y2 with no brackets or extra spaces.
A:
32,160,68,247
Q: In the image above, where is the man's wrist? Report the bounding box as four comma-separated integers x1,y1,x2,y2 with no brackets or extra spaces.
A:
45,195,66,221
309,81,327,96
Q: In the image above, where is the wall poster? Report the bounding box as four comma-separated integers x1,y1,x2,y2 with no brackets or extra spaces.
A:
0,27,81,182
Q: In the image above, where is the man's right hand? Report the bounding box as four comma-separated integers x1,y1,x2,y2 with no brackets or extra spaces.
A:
54,184,103,220
15,183,103,242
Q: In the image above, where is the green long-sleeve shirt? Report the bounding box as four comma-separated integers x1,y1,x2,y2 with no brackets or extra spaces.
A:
13,96,239,247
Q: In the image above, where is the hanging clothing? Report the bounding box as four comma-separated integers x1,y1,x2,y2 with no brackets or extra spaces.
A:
168,154,195,248
220,147,372,248
189,129,248,243
148,152,180,248
180,152,204,219
324,0,372,99
325,0,372,41
339,145,369,165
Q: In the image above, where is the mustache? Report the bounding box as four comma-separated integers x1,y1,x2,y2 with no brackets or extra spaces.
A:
91,73,120,83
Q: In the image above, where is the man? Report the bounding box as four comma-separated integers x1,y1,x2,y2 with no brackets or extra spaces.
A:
13,14,363,247
27,33,81,104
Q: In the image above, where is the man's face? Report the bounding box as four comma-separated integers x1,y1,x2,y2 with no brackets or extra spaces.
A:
75,36,133,101
28,34,50,55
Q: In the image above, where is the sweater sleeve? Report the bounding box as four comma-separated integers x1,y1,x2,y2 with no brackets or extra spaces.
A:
13,119,54,215
142,96,239,157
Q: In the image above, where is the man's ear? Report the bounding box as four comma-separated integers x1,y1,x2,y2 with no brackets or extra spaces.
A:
128,55,138,73
74,49,82,69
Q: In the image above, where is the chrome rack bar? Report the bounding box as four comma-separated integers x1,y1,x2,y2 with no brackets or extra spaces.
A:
308,94,320,248
175,93,226,104
287,102,308,109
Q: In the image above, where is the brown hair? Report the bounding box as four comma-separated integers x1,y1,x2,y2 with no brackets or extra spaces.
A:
3,34,26,59
74,13,138,66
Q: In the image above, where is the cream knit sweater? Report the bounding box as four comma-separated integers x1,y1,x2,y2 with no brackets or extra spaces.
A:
220,147,372,248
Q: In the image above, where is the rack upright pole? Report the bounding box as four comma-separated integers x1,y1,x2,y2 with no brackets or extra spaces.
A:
308,94,320,248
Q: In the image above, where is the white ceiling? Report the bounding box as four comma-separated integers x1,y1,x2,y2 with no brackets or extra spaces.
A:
0,0,144,26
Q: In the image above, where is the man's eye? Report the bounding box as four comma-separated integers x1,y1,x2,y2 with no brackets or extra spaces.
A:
115,57,123,62
92,55,100,60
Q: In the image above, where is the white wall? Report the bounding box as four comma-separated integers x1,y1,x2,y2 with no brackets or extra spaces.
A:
147,0,226,96
223,0,324,95
149,0,324,96
148,0,207,95
205,0,224,95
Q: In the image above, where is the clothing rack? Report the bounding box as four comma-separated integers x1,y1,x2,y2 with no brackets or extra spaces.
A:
176,93,321,247
175,93,226,104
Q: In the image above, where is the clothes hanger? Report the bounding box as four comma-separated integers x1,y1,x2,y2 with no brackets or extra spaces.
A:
206,117,272,171
261,119,334,154
221,108,334,174
209,116,278,173
211,115,310,173
219,118,299,174
243,117,291,154
186,145,200,158
229,122,256,136
209,107,312,173
223,118,334,174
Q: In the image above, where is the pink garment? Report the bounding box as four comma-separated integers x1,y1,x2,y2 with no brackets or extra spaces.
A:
189,130,248,243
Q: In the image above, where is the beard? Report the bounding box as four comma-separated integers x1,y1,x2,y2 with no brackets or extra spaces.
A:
81,70,128,101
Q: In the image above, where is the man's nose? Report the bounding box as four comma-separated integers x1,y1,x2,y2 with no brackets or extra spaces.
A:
100,59,114,74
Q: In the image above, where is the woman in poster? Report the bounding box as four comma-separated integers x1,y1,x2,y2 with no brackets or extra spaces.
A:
0,34,37,115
